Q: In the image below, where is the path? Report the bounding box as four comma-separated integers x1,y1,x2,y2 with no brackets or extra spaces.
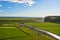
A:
20,24,60,40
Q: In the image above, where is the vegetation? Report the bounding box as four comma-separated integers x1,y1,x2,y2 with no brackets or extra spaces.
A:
0,17,59,40
44,16,60,23
0,28,27,40
25,22,60,36
0,27,55,40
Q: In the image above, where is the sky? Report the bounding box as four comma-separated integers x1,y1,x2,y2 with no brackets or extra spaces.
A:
0,0,60,17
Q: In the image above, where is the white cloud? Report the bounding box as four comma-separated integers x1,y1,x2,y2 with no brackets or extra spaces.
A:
0,4,2,7
0,0,35,6
8,7,11,8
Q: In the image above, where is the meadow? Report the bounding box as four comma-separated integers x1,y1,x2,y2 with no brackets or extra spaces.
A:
0,17,59,40
25,22,60,36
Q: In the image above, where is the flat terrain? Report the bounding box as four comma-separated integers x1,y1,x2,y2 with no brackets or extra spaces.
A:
25,22,60,36
0,27,54,40
0,28,27,40
0,17,60,40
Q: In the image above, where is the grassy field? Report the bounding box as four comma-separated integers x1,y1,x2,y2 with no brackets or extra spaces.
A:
0,17,59,40
0,27,55,40
0,28,27,39
25,22,60,36
0,17,26,20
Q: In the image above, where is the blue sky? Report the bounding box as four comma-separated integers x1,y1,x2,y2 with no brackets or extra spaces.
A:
0,0,60,17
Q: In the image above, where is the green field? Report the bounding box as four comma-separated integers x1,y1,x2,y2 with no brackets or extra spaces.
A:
0,17,60,40
0,27,55,40
0,28,27,39
25,22,60,36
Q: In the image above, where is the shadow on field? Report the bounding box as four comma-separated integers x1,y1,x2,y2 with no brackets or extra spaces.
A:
0,36,28,40
0,29,30,40
18,28,30,35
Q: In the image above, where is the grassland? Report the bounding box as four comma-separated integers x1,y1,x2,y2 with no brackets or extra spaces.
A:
25,22,60,36
0,27,55,40
0,17,26,20
0,17,59,40
0,28,27,40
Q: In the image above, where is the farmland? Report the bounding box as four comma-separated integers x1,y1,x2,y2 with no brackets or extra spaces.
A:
25,22,60,36
0,28,55,40
0,17,60,40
